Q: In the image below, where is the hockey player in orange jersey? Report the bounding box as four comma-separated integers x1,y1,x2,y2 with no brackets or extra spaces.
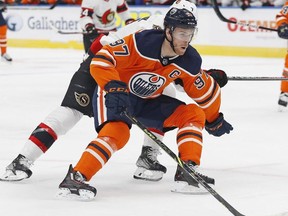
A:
57,3,233,200
0,0,12,61
0,0,228,185
276,2,288,111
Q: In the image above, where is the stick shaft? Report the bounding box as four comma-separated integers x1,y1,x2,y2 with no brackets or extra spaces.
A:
123,111,245,216
228,76,288,81
211,0,277,32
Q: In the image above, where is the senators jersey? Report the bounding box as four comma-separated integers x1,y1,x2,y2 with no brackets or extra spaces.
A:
80,0,132,31
100,15,165,45
90,29,221,122
276,2,288,27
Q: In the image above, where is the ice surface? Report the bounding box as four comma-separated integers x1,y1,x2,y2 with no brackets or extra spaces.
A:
1,48,288,216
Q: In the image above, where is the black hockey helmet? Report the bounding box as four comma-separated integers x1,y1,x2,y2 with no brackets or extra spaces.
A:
164,7,197,31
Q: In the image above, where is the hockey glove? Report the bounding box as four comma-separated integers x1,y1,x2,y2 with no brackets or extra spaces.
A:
277,23,288,39
85,23,99,41
104,80,130,115
85,23,96,34
206,69,228,88
205,113,233,137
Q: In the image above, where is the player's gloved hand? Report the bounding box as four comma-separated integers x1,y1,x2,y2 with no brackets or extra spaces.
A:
85,23,96,34
206,69,228,88
0,1,7,12
104,80,130,114
85,23,99,43
277,23,288,39
205,113,233,137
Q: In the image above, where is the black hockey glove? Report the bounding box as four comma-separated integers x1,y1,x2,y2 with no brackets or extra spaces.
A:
205,113,233,137
104,80,130,115
85,23,98,41
0,1,7,12
85,23,96,34
206,69,228,88
277,23,288,39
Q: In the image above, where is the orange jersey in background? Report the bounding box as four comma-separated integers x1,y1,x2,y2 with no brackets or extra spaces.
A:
276,2,288,92
276,2,288,27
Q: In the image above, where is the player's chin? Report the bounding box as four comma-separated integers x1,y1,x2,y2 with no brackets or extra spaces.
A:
177,47,187,55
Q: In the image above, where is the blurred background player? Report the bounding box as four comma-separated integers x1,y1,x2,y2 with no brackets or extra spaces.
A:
80,0,135,53
56,2,232,200
0,0,12,62
276,1,288,111
240,0,285,10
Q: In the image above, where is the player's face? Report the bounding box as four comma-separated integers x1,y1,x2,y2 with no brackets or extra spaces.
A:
172,27,195,55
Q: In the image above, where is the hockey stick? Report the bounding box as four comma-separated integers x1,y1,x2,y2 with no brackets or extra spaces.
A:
211,0,277,32
228,76,288,81
57,31,87,35
47,21,88,35
7,1,59,10
123,110,245,216
56,29,109,35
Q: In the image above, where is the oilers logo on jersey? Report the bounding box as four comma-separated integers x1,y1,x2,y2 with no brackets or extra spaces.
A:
129,73,166,98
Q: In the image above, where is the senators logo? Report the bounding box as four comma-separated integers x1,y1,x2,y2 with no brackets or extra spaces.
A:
100,9,115,24
75,92,90,107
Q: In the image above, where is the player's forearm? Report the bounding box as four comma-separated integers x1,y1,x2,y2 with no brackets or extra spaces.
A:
90,63,120,89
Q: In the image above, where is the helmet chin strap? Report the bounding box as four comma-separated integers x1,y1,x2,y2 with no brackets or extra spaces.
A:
165,28,177,54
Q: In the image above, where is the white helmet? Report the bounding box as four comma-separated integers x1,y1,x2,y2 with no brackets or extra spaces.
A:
169,0,198,21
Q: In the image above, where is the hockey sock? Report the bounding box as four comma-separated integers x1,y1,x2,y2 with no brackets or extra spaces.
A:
28,123,58,153
281,69,288,92
74,121,130,180
0,25,7,55
177,123,203,165
18,123,58,162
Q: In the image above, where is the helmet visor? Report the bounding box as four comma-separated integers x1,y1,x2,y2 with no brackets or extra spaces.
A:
172,27,197,41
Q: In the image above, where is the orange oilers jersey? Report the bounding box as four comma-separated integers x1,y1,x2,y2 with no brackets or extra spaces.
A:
90,29,221,122
276,2,288,27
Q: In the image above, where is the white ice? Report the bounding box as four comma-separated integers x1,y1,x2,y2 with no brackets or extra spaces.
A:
1,48,288,216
